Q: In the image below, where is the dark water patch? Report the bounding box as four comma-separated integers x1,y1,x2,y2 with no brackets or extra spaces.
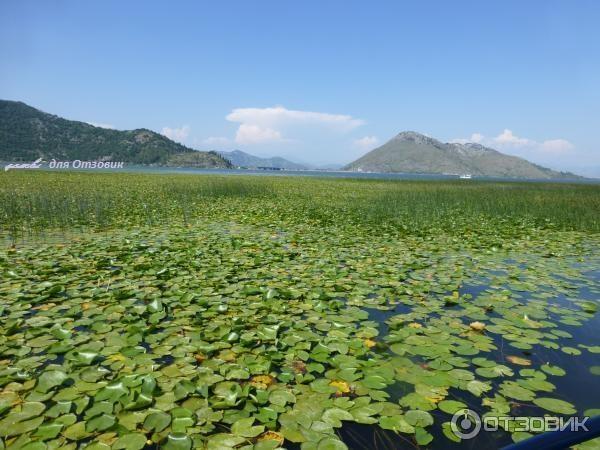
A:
338,422,420,450
365,303,413,337
459,283,490,299
39,353,65,370
140,341,152,353
154,354,175,366
355,261,600,450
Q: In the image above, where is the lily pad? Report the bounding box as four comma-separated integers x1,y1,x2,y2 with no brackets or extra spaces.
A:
533,397,577,415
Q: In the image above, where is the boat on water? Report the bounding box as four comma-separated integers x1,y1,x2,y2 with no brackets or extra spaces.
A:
459,174,472,179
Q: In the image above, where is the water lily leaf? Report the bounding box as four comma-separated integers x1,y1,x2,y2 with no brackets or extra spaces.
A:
517,377,555,393
506,356,531,366
362,375,387,389
63,421,89,440
36,370,68,393
533,397,576,414
541,364,566,377
67,350,101,366
144,411,171,432
317,437,348,450
476,365,514,378
33,422,64,439
438,400,467,415
378,415,414,433
467,380,492,397
163,433,193,450
85,401,113,419
322,408,353,427
174,380,196,401
499,381,535,401
231,417,264,438
389,343,406,355
0,415,44,438
583,345,600,354
577,301,597,314
86,413,116,432
398,393,436,411
206,433,245,449
350,406,378,424
124,392,153,411
442,421,461,442
96,381,129,403
405,410,434,427
512,431,534,443
269,389,296,407
472,358,496,368
112,433,147,450
415,427,434,445
0,402,46,437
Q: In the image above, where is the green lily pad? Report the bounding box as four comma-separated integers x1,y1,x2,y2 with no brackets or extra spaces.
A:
317,437,348,450
163,433,193,450
438,400,467,415
112,433,147,450
36,370,68,393
541,365,566,377
231,417,264,438
405,410,434,427
533,397,577,415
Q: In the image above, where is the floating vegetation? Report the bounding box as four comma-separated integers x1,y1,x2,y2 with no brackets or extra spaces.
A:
0,172,599,449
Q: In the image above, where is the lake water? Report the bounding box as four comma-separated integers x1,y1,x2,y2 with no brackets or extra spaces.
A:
92,167,600,184
336,264,600,450
4,163,599,184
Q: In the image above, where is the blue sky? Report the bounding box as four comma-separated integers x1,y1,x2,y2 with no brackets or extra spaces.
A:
1,1,599,174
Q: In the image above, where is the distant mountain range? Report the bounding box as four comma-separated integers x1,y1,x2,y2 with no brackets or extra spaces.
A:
0,101,582,178
217,149,309,170
0,100,231,168
344,131,580,179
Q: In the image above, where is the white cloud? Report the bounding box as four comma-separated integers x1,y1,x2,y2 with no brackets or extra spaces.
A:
225,106,364,145
161,125,190,143
87,122,114,129
493,129,533,147
227,106,364,131
471,133,484,143
354,136,379,150
539,139,574,154
235,124,283,145
452,129,574,156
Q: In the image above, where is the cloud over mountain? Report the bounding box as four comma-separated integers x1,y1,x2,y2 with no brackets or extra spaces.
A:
225,106,364,145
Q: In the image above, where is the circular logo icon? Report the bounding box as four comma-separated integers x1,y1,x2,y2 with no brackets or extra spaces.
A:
451,408,482,440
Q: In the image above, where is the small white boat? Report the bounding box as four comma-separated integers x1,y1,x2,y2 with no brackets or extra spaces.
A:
459,174,472,179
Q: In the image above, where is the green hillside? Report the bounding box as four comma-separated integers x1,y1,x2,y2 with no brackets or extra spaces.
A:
345,131,579,179
0,100,232,167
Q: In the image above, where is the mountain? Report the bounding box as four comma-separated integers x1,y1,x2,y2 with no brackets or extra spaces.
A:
344,131,580,179
217,150,308,170
0,100,232,167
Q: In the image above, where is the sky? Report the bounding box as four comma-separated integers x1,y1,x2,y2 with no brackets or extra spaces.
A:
1,1,599,175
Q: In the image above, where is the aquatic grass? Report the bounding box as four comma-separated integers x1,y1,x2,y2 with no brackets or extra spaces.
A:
4,171,598,237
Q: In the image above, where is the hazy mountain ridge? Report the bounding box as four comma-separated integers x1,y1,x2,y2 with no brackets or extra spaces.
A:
217,150,309,170
0,100,232,167
344,131,580,179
